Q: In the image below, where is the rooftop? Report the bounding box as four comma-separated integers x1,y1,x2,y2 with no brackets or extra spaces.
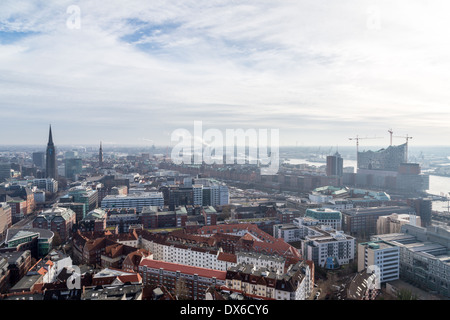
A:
103,192,163,200
82,284,143,300
139,258,227,280
10,273,42,292
5,228,54,244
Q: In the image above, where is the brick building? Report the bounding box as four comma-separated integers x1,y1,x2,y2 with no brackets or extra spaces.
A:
33,207,76,242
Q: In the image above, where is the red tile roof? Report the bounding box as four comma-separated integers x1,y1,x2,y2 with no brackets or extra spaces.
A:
116,273,142,284
198,223,301,259
217,252,237,263
37,267,47,275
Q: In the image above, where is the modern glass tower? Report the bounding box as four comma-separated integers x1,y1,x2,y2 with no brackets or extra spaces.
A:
45,125,57,179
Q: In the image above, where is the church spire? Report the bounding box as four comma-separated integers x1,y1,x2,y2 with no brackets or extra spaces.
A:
46,124,57,179
99,141,103,167
48,124,54,145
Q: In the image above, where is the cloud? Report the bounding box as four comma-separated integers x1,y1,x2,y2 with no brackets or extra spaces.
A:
1,0,450,146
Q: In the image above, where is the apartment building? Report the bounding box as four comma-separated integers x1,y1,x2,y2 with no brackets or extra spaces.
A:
274,218,355,269
302,225,356,269
225,261,312,300
139,258,227,300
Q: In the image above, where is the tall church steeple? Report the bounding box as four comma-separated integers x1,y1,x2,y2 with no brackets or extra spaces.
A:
48,124,54,145
46,125,57,179
99,141,103,167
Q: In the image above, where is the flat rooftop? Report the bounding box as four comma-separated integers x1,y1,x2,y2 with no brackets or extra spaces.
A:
11,273,42,292
102,192,163,199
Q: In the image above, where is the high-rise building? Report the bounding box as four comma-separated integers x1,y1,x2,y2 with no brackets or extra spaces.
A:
0,163,11,182
45,125,57,180
192,184,203,206
326,152,343,177
32,152,45,168
65,158,83,180
407,198,432,227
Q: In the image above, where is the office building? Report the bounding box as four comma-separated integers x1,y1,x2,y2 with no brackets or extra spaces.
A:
168,186,194,210
33,207,76,241
61,187,99,214
5,228,54,258
326,152,343,177
32,178,58,193
32,152,45,168
58,202,86,224
305,208,342,230
192,184,203,206
33,190,46,204
372,224,450,297
357,240,400,283
107,213,140,233
64,158,82,180
376,213,421,235
341,206,415,238
407,198,432,227
140,206,187,229
0,163,11,182
101,192,164,212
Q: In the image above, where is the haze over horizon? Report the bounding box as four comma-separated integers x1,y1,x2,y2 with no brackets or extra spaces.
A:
1,1,450,147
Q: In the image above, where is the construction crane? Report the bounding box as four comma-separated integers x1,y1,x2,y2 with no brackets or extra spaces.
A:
348,135,383,166
388,129,393,146
348,135,383,153
393,134,413,163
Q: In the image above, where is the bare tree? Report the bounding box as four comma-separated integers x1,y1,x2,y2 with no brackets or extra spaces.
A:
174,277,191,300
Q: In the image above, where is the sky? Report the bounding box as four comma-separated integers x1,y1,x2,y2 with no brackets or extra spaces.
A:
1,0,450,148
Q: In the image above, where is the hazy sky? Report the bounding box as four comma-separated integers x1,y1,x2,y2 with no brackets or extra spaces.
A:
1,0,450,148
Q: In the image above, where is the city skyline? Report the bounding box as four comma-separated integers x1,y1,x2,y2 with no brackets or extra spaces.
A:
2,1,450,147
2,1,450,305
